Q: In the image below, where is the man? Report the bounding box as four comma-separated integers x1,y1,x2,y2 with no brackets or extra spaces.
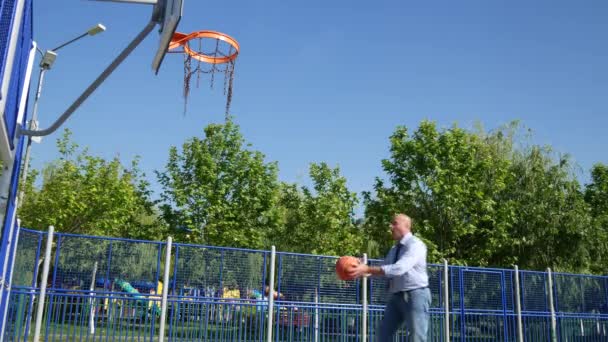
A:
350,213,431,342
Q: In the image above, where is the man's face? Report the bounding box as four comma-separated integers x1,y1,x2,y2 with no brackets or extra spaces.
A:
390,217,403,240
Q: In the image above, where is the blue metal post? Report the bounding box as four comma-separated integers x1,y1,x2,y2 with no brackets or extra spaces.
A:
0,221,21,341
458,268,465,342
443,260,450,342
219,250,224,292
260,251,267,342
0,213,17,339
168,243,180,340
105,242,113,291
171,244,179,291
274,253,283,342
501,271,508,341
150,243,162,341
522,272,527,342
104,241,113,341
580,276,585,313
316,257,321,342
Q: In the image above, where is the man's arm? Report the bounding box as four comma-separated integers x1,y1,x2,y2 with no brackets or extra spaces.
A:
350,241,424,279
365,265,385,276
381,241,424,277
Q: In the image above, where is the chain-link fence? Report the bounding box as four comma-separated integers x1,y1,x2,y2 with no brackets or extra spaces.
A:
4,227,608,341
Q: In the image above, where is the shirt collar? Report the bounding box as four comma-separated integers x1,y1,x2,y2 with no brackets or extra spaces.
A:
398,232,413,245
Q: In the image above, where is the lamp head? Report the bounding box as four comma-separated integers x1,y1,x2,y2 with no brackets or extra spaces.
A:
87,23,106,36
40,50,57,69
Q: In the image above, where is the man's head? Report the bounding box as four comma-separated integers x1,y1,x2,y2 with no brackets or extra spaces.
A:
390,213,412,240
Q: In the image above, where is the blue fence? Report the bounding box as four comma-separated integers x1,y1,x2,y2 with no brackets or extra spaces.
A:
0,0,34,337
4,228,608,341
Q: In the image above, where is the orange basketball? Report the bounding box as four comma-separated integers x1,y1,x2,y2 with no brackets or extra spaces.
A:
335,256,360,281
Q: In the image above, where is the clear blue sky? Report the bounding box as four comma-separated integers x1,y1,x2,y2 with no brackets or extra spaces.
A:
31,0,608,214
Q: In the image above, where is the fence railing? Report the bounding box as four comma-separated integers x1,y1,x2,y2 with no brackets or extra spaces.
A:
4,226,608,341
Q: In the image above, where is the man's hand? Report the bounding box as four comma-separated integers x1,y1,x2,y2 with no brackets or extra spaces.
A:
349,263,385,279
349,263,369,279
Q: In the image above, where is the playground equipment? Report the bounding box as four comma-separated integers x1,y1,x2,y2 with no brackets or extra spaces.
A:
114,279,162,317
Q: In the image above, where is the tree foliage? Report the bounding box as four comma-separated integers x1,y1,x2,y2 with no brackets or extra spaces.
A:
363,121,593,272
273,162,362,256
156,119,282,249
19,129,166,240
585,163,608,273
18,118,608,274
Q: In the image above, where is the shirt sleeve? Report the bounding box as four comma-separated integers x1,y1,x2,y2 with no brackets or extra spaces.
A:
381,240,425,277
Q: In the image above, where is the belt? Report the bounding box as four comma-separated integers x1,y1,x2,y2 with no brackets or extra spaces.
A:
395,286,428,294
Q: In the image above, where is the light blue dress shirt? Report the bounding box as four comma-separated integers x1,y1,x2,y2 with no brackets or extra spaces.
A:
380,232,429,293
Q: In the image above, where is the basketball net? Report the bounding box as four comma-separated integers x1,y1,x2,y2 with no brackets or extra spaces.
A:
169,31,240,117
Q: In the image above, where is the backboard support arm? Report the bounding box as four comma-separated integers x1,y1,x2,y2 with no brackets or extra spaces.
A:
18,19,157,138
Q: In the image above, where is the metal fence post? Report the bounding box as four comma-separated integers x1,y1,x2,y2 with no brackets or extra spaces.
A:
266,246,276,342
33,225,54,342
362,253,368,342
443,259,449,341
158,237,172,342
0,219,21,342
314,287,319,342
88,261,98,335
23,230,43,339
514,265,524,342
315,256,320,342
547,267,557,342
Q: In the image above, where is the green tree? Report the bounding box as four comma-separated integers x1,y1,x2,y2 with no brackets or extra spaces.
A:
19,129,166,240
274,162,362,256
585,163,608,273
156,118,282,249
363,120,592,272
586,163,608,229
501,146,590,271
363,121,513,265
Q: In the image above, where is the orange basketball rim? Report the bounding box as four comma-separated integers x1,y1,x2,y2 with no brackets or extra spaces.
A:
169,30,240,64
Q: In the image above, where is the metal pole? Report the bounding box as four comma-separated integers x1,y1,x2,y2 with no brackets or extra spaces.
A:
0,200,20,342
266,246,276,342
362,253,368,342
23,232,43,339
0,219,21,342
443,259,450,341
0,210,16,307
50,33,88,52
33,226,54,342
89,261,98,335
514,265,524,342
547,268,557,342
17,66,46,206
314,287,319,342
158,237,172,341
18,19,157,138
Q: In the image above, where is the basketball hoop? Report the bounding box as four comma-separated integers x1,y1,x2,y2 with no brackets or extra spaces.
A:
168,30,240,116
